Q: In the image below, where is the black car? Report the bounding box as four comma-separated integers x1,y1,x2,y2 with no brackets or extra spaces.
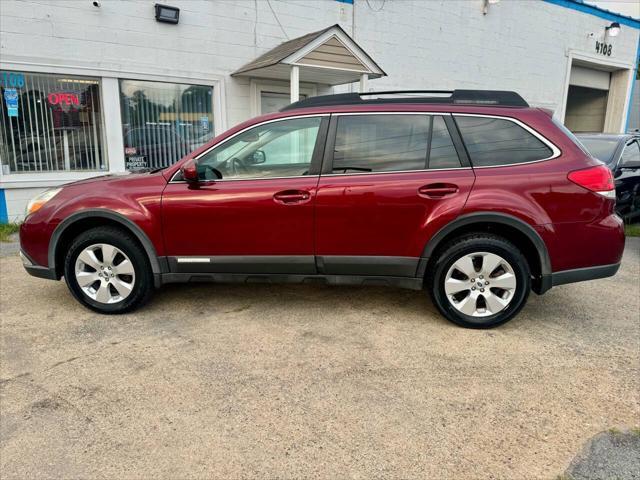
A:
577,133,640,222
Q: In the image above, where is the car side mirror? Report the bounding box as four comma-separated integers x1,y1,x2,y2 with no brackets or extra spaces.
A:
251,150,266,164
180,158,199,182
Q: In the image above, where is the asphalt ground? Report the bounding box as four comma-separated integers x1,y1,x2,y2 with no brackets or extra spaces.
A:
1,237,638,479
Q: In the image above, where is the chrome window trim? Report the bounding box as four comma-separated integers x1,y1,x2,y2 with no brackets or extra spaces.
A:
453,113,562,168
332,111,451,116
172,174,321,184
169,111,563,182
321,166,472,177
169,113,329,183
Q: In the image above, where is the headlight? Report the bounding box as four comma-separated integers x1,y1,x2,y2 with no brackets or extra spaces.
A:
25,188,62,217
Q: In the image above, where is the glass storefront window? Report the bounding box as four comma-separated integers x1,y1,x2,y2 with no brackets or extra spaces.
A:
119,79,214,170
0,71,106,174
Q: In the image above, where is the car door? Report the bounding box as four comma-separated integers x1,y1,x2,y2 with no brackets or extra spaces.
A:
315,113,475,277
614,139,640,219
162,115,329,274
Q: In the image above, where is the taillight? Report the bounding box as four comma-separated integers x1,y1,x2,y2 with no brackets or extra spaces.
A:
567,165,615,199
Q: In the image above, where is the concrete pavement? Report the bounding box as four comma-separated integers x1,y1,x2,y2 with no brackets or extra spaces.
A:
1,239,638,479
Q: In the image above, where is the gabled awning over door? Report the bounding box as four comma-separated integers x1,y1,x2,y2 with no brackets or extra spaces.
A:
232,24,386,86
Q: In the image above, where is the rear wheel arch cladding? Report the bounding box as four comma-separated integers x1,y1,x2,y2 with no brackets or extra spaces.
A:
421,213,552,281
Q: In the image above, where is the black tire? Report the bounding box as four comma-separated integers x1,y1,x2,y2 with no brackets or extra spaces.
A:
63,226,153,314
427,233,531,328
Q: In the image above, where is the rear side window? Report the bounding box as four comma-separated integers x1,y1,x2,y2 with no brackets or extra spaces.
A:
454,116,553,167
332,114,461,173
429,116,461,169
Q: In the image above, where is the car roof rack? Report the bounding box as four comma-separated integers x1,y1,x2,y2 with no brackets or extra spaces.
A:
281,90,529,111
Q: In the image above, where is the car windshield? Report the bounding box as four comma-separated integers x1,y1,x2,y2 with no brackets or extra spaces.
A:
551,117,590,156
577,138,619,164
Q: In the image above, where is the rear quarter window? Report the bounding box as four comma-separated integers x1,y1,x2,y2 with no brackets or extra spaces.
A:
454,115,554,167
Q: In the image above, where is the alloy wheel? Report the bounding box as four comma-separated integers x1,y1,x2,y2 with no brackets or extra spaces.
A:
74,243,136,304
443,251,517,317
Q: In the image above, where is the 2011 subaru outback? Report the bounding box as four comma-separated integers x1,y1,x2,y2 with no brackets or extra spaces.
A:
19,90,625,328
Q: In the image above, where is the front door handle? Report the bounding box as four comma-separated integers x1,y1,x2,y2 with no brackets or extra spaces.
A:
418,183,459,199
273,190,311,204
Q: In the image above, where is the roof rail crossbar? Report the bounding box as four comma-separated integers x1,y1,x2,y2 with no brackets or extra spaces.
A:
280,89,529,111
358,90,454,96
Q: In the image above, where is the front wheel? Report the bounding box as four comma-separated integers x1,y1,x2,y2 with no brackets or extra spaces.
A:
64,226,153,314
428,234,531,328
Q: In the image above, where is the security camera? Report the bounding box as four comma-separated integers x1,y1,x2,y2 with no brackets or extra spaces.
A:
92,1,101,7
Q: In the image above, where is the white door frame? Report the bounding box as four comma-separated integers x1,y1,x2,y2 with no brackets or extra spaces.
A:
558,50,635,132
250,79,317,117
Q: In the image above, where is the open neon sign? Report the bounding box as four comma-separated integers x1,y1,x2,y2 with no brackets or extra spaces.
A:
47,92,80,106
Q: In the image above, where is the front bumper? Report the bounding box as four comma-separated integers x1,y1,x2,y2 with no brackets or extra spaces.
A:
20,250,58,280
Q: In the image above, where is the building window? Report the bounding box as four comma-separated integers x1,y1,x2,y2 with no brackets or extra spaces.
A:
120,79,214,170
0,71,106,174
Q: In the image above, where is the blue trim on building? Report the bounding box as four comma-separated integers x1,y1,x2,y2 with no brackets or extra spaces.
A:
543,0,640,29
625,39,640,131
335,0,354,4
0,189,8,224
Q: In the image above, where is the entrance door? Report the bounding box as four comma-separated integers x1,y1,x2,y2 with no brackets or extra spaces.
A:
565,85,609,132
315,114,475,276
161,115,328,274
565,65,610,133
260,91,307,114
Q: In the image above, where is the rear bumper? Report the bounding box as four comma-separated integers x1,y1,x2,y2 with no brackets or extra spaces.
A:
551,262,621,287
537,262,621,294
20,250,58,281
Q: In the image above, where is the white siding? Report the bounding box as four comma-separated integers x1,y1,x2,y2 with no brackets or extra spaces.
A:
1,0,639,220
2,0,637,115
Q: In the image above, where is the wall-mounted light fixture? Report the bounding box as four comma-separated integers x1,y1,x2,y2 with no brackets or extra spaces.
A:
483,0,500,15
605,22,621,38
155,4,180,24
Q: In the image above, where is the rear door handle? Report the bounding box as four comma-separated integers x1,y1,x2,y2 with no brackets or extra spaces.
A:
273,190,311,204
418,183,459,198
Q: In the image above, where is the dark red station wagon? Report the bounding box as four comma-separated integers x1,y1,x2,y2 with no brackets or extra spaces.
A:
20,90,625,328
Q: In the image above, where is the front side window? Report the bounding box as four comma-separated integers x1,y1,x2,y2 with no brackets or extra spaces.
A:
0,71,106,174
196,116,322,180
455,116,553,167
120,79,214,171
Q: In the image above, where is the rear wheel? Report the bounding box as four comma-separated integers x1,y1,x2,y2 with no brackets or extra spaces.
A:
64,226,153,314
428,234,531,328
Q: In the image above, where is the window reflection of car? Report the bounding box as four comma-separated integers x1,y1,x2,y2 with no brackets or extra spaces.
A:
188,131,215,152
15,127,101,171
576,133,640,222
124,126,191,167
